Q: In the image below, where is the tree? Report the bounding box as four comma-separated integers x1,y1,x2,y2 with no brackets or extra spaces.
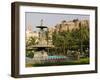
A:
26,37,35,47
26,37,36,58
52,22,89,58
26,50,34,58
79,23,89,57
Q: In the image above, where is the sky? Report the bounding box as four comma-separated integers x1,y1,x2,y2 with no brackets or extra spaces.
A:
25,12,89,31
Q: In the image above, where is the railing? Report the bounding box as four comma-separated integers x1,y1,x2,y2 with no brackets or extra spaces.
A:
26,56,71,64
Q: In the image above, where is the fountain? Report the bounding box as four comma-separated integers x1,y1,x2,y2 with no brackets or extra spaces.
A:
32,19,54,63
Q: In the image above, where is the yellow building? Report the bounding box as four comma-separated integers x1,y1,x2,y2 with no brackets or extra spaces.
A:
26,25,39,44
54,19,89,32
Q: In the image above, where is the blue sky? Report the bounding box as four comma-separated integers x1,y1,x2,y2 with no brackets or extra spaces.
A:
25,12,89,31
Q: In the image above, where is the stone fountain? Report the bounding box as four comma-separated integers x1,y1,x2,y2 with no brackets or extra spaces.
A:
32,19,54,63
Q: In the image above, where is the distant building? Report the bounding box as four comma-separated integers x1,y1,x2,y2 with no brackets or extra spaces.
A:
26,25,39,43
54,19,89,32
